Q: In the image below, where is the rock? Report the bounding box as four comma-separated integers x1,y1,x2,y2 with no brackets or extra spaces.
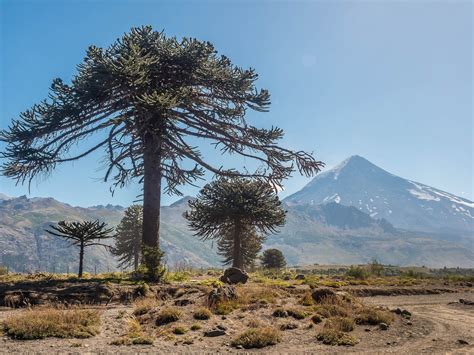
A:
283,275,291,280
280,322,298,330
401,310,411,319
235,345,244,350
174,299,194,306
295,274,305,280
272,309,288,318
207,285,237,308
379,323,389,330
204,329,226,337
216,325,227,331
219,267,249,285
311,288,336,303
391,308,402,315
459,299,474,305
364,328,371,332
458,339,469,345
465,282,473,287
406,321,413,326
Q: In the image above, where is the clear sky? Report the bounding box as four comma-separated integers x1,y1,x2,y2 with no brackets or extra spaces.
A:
0,0,472,207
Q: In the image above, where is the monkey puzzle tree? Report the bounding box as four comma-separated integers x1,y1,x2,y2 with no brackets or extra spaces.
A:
217,225,265,270
45,220,114,277
261,248,286,270
0,26,323,279
112,205,143,271
185,178,286,270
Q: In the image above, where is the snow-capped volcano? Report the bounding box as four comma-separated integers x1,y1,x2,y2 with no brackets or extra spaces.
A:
285,155,473,234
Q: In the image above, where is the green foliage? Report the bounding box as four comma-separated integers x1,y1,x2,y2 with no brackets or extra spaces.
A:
345,266,370,280
261,249,286,269
185,178,286,270
112,205,143,271
141,245,165,281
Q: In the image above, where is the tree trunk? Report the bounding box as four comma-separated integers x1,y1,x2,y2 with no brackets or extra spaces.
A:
142,133,163,279
232,221,244,270
142,134,162,249
134,249,139,271
78,241,84,278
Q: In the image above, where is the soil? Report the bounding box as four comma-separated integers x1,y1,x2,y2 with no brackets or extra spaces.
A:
0,285,472,353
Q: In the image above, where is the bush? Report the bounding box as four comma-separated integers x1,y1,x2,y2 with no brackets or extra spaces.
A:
190,324,202,331
316,328,358,346
325,317,355,332
3,308,100,339
346,266,369,280
286,308,308,320
193,307,212,320
355,307,393,325
231,327,281,349
156,307,182,325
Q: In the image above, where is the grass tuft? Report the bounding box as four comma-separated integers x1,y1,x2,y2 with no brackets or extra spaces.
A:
193,307,212,320
317,328,359,346
3,307,100,340
231,327,281,349
156,307,182,325
355,307,394,325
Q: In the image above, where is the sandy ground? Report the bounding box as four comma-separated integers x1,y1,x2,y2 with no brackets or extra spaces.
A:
0,290,473,354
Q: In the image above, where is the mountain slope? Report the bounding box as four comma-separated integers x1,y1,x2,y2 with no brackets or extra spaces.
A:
284,155,474,234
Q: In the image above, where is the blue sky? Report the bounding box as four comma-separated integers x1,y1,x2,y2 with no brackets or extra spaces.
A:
0,0,472,206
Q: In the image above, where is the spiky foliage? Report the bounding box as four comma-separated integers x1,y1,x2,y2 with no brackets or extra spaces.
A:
45,220,114,277
261,249,286,269
185,178,286,270
1,26,323,278
112,205,143,271
217,225,265,270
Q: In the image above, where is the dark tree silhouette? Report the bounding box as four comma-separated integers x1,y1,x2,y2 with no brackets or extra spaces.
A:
1,26,323,279
45,220,114,277
217,225,265,270
112,205,143,271
261,248,286,269
185,178,286,270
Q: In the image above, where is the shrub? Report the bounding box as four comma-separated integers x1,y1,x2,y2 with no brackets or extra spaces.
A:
231,327,281,349
325,317,355,332
346,266,369,280
172,326,187,335
193,307,212,320
156,307,182,325
355,307,393,325
3,308,100,339
286,308,308,320
190,324,202,331
316,328,358,346
261,249,286,269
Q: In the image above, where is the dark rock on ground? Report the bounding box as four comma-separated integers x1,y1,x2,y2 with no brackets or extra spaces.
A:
204,329,226,337
459,299,474,305
273,309,288,318
295,274,305,280
219,267,249,285
458,339,469,345
174,299,194,306
379,323,389,330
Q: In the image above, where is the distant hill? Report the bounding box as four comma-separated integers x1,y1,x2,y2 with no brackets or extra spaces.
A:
285,155,474,235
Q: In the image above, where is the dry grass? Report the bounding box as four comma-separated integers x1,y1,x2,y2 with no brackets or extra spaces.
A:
156,307,182,325
133,298,158,316
317,328,359,346
193,307,212,320
2,307,101,340
325,316,355,332
355,307,394,325
231,327,281,349
300,291,314,306
110,319,153,346
172,326,187,335
286,308,309,320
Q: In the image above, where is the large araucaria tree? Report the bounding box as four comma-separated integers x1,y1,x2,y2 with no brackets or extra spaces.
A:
0,26,323,279
185,178,286,270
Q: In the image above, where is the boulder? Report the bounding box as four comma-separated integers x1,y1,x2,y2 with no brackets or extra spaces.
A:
207,285,237,308
204,329,226,337
219,267,249,284
379,323,389,330
311,288,336,303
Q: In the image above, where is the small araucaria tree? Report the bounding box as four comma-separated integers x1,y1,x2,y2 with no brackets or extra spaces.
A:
45,220,114,277
1,26,323,279
261,248,286,270
112,205,143,271
185,178,286,270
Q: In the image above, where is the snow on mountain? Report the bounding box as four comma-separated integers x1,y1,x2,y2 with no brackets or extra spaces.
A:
285,155,474,234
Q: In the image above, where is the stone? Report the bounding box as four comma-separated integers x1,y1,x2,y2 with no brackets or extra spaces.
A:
458,339,469,345
379,323,389,330
311,288,336,303
216,325,227,331
207,285,237,308
283,275,291,280
406,321,413,326
219,267,249,284
295,274,305,280
272,309,288,318
459,299,474,305
204,329,226,337
401,310,411,319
